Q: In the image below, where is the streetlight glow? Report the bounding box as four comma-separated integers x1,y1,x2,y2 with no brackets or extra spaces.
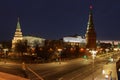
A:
90,50,97,59
89,50,97,80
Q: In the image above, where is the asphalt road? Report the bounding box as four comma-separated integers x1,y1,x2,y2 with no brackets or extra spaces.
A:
0,52,119,80
27,57,106,80
0,62,27,78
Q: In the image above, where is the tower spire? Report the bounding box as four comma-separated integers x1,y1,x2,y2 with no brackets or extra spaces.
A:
16,17,21,29
85,5,96,49
87,5,94,30
12,17,23,49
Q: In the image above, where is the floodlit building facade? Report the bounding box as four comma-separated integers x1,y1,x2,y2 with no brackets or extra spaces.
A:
12,18,45,50
63,36,86,47
23,36,45,47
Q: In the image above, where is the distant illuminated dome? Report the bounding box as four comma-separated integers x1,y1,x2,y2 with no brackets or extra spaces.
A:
63,36,86,43
23,36,45,47
12,18,23,49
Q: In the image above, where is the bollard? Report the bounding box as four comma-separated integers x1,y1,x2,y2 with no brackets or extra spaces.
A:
22,62,26,70
22,62,28,78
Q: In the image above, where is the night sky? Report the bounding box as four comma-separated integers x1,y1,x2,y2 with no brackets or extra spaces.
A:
0,0,120,41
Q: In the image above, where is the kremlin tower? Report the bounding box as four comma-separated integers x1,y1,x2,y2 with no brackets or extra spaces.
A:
85,5,96,49
12,18,23,49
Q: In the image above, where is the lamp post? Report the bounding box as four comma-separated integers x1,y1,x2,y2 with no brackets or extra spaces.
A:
57,48,62,64
3,48,8,63
90,50,97,80
105,48,109,58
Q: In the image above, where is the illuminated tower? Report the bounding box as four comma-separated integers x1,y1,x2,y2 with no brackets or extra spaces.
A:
12,18,23,49
85,5,96,49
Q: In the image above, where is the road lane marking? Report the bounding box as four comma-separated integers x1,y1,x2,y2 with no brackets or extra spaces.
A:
27,66,44,80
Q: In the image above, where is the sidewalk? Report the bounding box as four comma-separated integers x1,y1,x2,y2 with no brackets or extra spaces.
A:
83,67,105,80
0,72,29,80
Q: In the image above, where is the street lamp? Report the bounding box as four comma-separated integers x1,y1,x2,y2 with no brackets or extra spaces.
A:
105,48,109,58
3,48,8,63
57,48,62,64
90,50,97,80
